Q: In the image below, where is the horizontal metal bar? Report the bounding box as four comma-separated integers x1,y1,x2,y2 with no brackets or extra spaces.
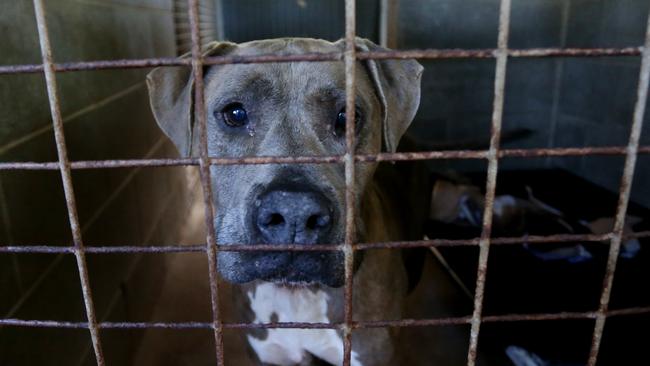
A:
0,156,339,170
507,47,643,58
0,47,644,75
0,58,189,74
499,146,650,158
358,150,487,161
354,317,473,329
490,233,613,245
360,47,643,61
0,159,196,170
629,230,650,239
102,321,213,329
223,322,338,330
0,246,76,253
356,233,614,250
3,231,647,254
481,312,597,322
3,305,649,330
606,306,650,317
1,146,649,171
0,64,44,74
0,319,89,328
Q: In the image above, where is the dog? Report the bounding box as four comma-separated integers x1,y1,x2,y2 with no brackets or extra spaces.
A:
147,37,430,366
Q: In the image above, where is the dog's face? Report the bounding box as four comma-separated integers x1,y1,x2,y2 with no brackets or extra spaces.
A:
147,38,422,287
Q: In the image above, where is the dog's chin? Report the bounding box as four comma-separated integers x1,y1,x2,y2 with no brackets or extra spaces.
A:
222,251,345,288
262,269,345,288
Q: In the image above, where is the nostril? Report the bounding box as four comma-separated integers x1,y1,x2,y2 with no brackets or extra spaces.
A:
260,213,285,227
269,213,284,226
306,215,318,230
306,214,331,230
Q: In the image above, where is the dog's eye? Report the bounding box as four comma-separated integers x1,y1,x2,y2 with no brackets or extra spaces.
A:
221,103,248,127
334,107,362,137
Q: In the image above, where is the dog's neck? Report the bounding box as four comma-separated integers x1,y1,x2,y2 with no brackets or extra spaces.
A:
244,282,362,365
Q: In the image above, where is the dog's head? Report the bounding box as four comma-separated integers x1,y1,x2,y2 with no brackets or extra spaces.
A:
147,38,422,287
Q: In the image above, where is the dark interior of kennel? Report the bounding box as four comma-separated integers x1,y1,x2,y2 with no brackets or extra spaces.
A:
1,0,650,365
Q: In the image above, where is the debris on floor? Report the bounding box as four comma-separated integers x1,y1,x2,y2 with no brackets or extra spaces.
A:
429,175,643,263
506,345,583,366
425,170,650,365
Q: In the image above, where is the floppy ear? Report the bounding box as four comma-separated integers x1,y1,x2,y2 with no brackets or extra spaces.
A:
146,42,237,157
356,38,424,153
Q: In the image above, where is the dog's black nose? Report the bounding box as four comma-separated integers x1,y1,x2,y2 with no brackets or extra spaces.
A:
254,190,333,244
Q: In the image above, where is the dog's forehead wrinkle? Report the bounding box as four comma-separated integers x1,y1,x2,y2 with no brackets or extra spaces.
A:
207,65,281,106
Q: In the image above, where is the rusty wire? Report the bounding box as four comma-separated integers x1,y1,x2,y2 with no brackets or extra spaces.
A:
587,8,650,366
4,230,650,255
0,1,649,366
466,1,512,364
342,0,357,365
1,47,646,75
30,0,105,365
4,305,650,331
1,145,649,171
187,0,225,364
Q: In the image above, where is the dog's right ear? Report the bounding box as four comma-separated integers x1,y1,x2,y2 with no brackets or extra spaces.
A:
354,38,423,153
146,42,237,157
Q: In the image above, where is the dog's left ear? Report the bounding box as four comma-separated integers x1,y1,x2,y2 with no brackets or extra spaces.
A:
146,42,237,157
356,38,424,153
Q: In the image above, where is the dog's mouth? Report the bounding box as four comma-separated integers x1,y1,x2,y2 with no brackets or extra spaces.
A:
241,250,345,287
216,171,357,287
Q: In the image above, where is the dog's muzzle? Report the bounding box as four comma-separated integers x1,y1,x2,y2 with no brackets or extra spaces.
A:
237,185,344,286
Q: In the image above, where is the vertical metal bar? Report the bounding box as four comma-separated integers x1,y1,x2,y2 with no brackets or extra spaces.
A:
587,10,650,366
31,0,105,365
187,0,225,364
214,0,225,41
466,0,512,365
343,0,357,365
546,0,571,168
379,0,399,49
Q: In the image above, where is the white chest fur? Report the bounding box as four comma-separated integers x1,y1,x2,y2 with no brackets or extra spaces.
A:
247,283,362,366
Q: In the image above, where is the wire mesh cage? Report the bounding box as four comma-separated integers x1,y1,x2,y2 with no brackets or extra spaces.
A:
1,0,649,365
